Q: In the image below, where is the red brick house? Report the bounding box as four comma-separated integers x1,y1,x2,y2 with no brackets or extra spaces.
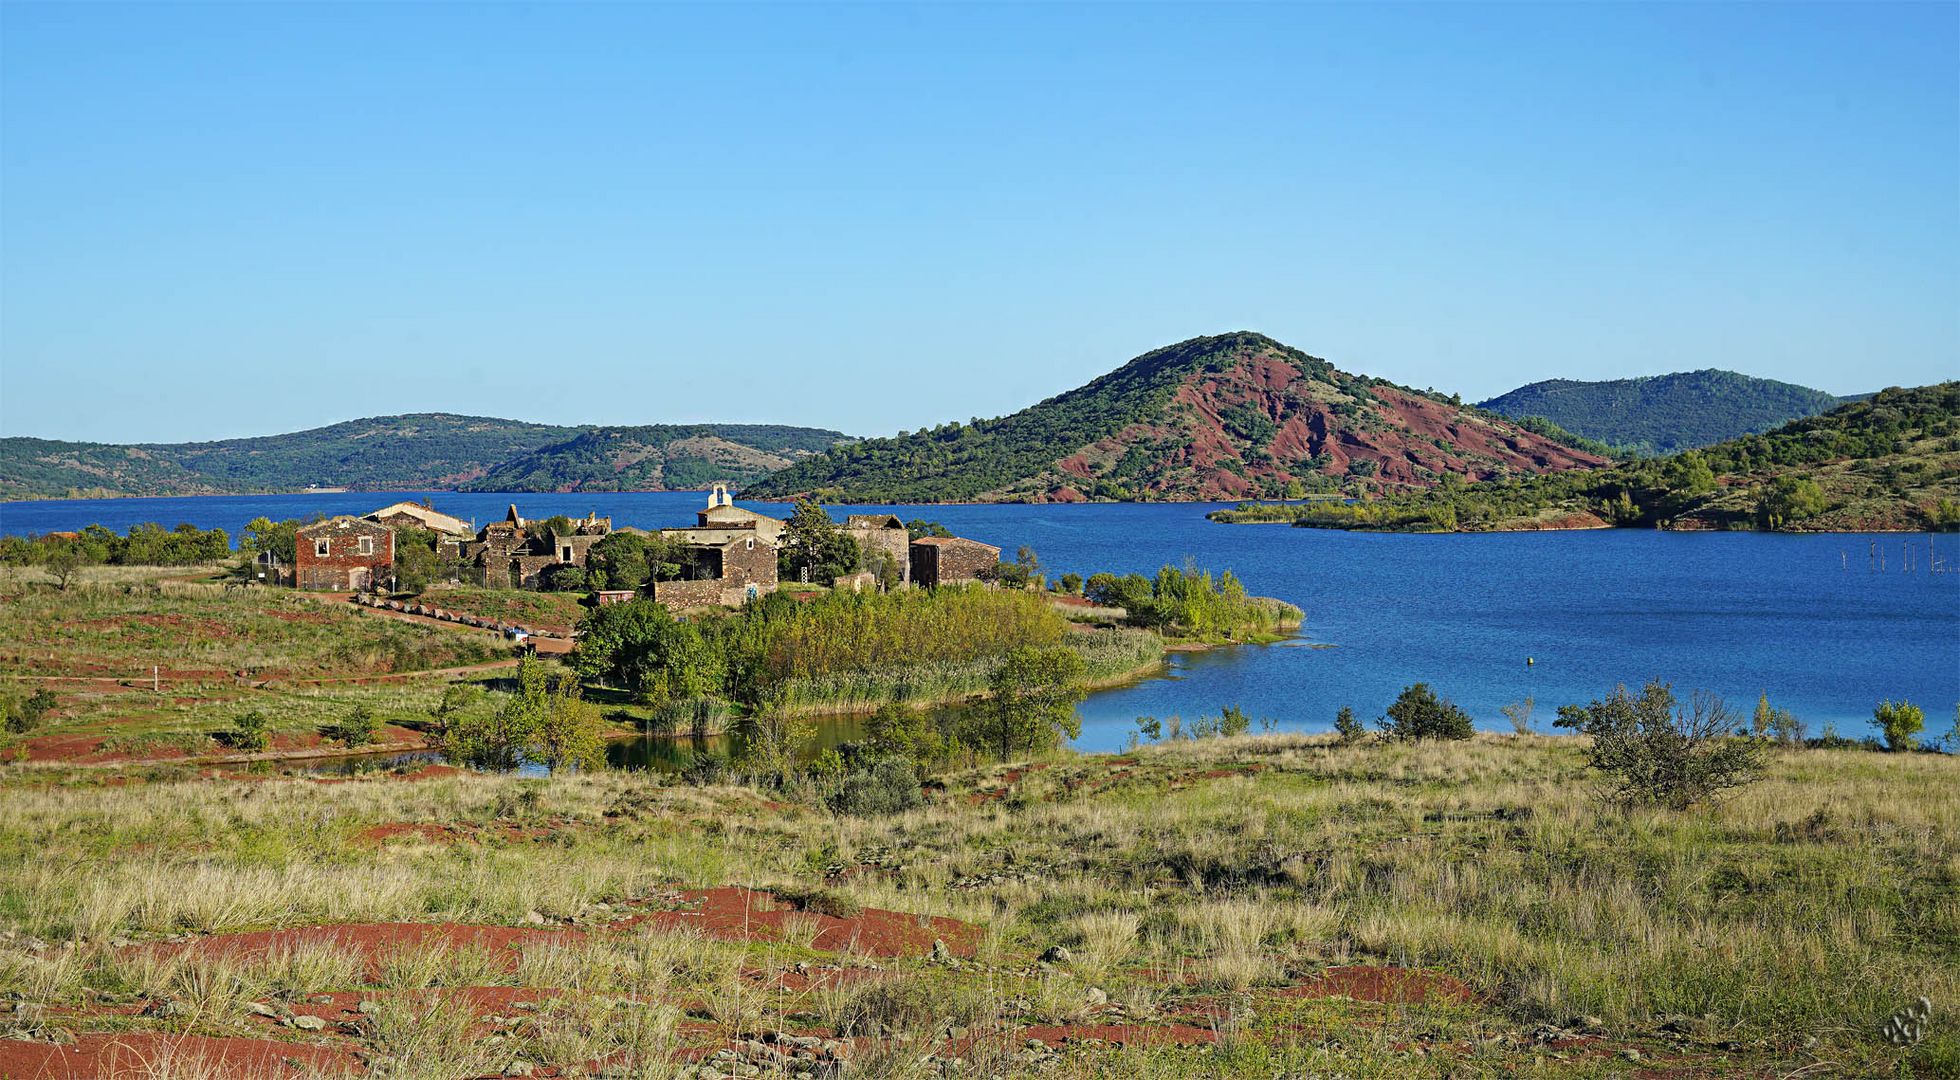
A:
909,535,1000,588
294,517,395,592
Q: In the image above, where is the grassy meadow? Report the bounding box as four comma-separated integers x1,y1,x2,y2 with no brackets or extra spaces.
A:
1,733,1954,1077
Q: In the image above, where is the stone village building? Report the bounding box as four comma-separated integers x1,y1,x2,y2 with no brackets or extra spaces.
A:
341,486,1001,609
909,535,1002,588
461,506,614,589
294,517,395,591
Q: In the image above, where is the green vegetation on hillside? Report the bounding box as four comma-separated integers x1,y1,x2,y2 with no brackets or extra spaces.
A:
1479,369,1857,455
0,414,846,499
746,332,1602,503
459,424,846,493
1215,382,1960,533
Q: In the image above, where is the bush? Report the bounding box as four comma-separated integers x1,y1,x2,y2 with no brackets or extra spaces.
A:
2,689,58,734
1556,682,1766,808
863,701,947,770
228,710,272,752
1333,705,1365,745
826,756,923,817
320,705,381,747
1874,699,1925,752
1378,684,1473,742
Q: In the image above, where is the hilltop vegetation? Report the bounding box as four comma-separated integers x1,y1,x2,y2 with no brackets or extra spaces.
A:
1214,382,1960,533
1479,370,1858,456
747,332,1604,503
459,424,843,494
0,414,846,499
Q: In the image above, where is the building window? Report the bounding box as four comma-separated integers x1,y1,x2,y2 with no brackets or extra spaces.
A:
357,536,374,556
315,539,331,557
745,538,755,551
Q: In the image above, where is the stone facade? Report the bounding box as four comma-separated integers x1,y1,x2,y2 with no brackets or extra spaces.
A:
294,517,395,592
462,505,611,588
909,535,1001,588
844,514,910,585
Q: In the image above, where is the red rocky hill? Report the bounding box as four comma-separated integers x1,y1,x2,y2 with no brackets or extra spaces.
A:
748,332,1607,503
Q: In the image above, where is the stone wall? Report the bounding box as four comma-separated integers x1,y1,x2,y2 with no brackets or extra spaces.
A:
847,526,910,585
294,518,395,591
910,538,1000,588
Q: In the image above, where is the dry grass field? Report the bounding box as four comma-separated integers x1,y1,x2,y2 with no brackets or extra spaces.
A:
1,731,1954,1078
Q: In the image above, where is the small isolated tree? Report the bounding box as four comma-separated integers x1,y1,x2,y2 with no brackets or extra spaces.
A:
321,704,380,748
1333,705,1365,745
229,710,271,752
966,645,1086,760
1556,682,1765,809
1873,699,1925,753
1379,684,1474,742
43,547,88,591
1501,697,1536,736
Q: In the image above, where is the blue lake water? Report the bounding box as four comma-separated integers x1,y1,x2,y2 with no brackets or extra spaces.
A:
4,490,1957,749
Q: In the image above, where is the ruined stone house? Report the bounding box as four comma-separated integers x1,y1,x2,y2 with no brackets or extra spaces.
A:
844,514,911,585
909,535,1001,588
294,517,395,592
462,505,613,589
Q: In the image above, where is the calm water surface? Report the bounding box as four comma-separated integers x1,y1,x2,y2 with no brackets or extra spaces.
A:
5,490,1956,750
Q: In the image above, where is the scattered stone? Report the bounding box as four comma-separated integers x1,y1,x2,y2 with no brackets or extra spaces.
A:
1085,986,1109,1007
1621,1049,1641,1062
357,999,381,1015
522,910,548,925
505,1061,535,1077
291,1015,328,1032
1039,945,1073,964
245,1001,278,1018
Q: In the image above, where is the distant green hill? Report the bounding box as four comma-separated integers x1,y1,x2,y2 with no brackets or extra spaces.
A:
1215,382,1960,533
746,332,1605,503
0,414,847,499
1478,370,1859,455
459,424,846,493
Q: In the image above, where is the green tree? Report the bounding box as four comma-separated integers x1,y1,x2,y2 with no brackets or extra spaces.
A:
964,646,1087,760
531,673,606,774
228,710,272,752
864,701,947,769
1555,683,1765,808
1333,705,1365,745
446,658,549,770
1378,683,1474,742
1756,476,1828,529
1873,699,1925,753
778,500,860,584
42,547,90,591
321,704,380,747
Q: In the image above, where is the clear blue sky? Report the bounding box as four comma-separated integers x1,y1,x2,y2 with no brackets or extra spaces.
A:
2,2,1954,444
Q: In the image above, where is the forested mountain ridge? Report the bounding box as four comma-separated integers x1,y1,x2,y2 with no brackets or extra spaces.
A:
1214,382,1960,533
744,332,1608,503
0,414,847,500
458,425,846,493
1478,370,1859,455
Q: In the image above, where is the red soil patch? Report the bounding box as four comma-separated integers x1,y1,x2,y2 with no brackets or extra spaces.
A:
0,1032,358,1078
1277,965,1476,1005
1021,1022,1218,1047
628,887,980,960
